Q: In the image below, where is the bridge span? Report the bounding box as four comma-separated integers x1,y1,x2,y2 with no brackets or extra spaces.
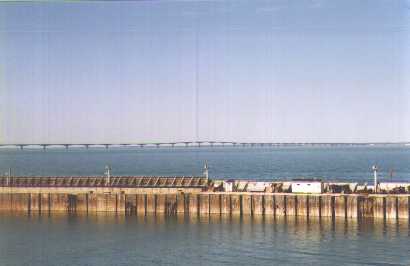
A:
0,141,409,150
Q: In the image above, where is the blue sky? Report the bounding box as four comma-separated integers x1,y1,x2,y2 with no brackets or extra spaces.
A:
0,0,409,144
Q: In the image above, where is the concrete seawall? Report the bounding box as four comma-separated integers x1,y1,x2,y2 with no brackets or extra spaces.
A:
0,191,408,220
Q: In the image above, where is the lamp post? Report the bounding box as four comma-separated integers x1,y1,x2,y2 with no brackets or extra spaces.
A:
105,165,112,186
372,165,378,193
4,168,11,186
203,162,209,181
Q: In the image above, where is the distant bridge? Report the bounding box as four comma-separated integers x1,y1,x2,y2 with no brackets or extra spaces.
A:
0,141,409,150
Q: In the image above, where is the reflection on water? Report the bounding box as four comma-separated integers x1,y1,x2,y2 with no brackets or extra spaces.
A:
0,213,409,266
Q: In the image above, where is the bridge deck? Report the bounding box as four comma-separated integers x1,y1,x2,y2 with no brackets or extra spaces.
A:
0,176,208,188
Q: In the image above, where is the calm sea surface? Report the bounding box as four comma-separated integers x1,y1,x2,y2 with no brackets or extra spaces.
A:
0,214,409,266
0,146,410,182
0,147,409,266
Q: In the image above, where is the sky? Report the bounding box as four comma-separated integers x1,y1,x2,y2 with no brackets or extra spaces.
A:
0,0,409,144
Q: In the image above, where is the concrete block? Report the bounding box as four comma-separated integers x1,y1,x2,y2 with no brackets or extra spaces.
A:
346,196,358,218
106,194,117,212
221,194,231,214
136,194,146,215
286,195,297,216
156,194,166,214
231,195,241,215
40,193,50,213
397,196,409,219
264,195,275,215
199,194,209,215
373,197,385,219
96,194,106,212
308,195,321,217
11,193,30,212
0,194,11,210
209,194,221,214
125,194,137,214
321,195,333,217
386,196,398,219
189,194,199,216
30,193,41,212
241,195,252,215
88,193,98,213
117,193,126,213
298,195,308,217
76,194,88,212
176,194,185,213
359,196,373,218
146,194,156,213
252,194,264,215
334,195,346,218
165,194,177,215
274,195,286,216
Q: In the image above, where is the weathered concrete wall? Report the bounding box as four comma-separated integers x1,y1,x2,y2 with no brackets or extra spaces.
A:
241,195,252,215
231,195,241,215
209,194,221,214
11,193,29,211
321,195,333,217
30,193,41,212
136,194,146,215
189,194,199,216
199,194,209,215
334,195,346,218
373,197,385,219
146,194,156,214
397,196,409,219
0,191,408,220
309,195,321,217
125,194,137,214
50,194,69,212
221,194,231,214
298,195,308,217
264,195,275,215
165,194,177,215
252,194,264,215
386,196,397,219
286,195,297,216
275,195,286,216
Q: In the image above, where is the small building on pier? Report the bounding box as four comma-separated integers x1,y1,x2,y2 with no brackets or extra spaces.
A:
291,179,323,193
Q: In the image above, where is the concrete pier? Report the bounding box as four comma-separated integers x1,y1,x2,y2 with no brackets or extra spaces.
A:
0,175,409,221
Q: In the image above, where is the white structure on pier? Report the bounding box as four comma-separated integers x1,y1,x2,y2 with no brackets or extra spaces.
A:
291,179,323,193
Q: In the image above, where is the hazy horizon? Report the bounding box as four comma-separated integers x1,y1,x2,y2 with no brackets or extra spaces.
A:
1,0,409,144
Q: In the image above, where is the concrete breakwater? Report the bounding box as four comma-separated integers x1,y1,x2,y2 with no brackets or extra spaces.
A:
0,176,409,220
0,191,409,220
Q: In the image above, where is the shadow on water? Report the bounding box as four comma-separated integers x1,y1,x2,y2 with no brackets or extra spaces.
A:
0,212,409,266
